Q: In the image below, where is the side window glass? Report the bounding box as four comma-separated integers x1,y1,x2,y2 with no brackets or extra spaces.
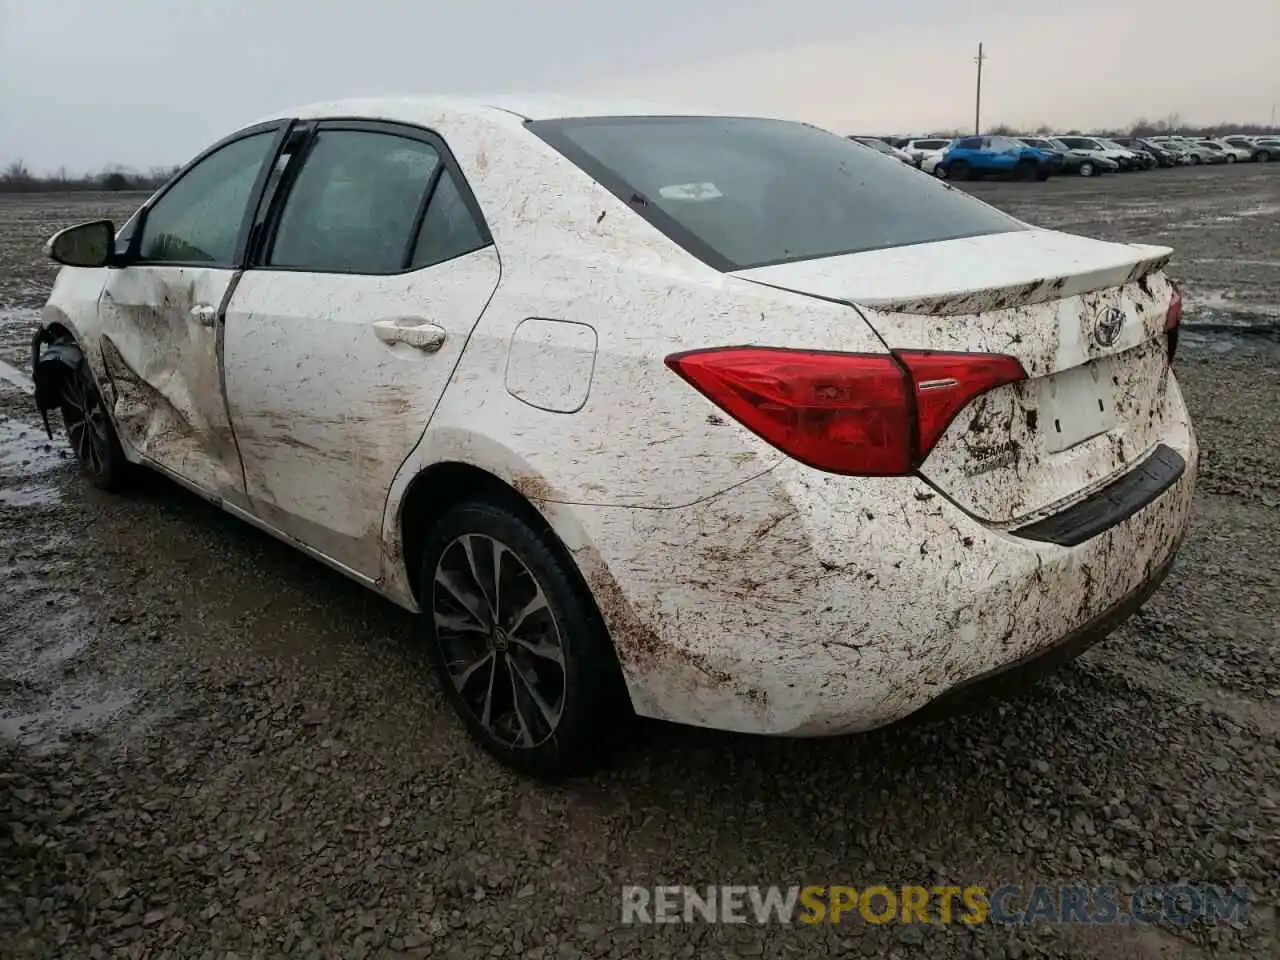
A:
268,131,440,274
958,138,982,150
411,168,489,270
139,132,276,265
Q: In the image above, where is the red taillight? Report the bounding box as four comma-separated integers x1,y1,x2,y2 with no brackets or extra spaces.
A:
1165,286,1182,363
664,346,1026,477
896,350,1030,457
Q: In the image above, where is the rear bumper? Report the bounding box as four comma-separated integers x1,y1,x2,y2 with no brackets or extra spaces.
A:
913,542,1178,719
571,409,1198,736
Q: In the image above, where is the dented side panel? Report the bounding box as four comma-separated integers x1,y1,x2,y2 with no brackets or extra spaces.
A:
94,266,246,499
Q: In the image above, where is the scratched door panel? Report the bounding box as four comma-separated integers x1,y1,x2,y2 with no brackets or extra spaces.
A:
222,247,500,576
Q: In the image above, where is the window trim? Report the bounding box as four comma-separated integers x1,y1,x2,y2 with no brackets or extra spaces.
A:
249,118,494,277
122,120,293,270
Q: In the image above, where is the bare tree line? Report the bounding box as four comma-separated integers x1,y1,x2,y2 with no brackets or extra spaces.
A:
0,160,181,194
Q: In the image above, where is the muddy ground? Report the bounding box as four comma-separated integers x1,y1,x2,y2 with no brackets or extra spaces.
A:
1,167,1277,960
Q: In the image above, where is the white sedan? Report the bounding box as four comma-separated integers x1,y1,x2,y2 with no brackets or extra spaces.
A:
35,97,1197,777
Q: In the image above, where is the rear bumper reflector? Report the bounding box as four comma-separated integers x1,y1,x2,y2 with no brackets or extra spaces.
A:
1010,444,1186,547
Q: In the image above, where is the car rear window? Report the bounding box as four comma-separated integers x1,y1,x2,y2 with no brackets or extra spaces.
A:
527,116,1024,271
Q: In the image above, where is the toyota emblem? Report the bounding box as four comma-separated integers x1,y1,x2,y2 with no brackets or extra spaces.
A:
1094,306,1125,347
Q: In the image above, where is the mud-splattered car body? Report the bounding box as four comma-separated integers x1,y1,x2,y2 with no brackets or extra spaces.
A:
33,97,1197,740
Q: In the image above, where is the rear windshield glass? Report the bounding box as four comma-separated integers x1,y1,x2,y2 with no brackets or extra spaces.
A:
528,116,1024,271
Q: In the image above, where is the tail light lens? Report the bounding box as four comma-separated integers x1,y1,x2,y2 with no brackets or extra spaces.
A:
1165,286,1182,363
664,347,1026,476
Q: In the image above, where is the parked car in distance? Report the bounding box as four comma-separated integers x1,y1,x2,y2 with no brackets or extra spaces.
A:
1146,138,1198,164
1197,140,1246,163
1055,136,1140,171
1016,137,1115,177
850,137,915,165
1173,140,1224,164
1097,138,1154,170
922,151,948,176
1221,135,1258,151
1112,138,1178,167
1251,139,1280,161
901,138,953,167
935,135,1055,181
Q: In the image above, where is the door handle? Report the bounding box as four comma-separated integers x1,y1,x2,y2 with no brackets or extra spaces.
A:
372,318,447,353
190,304,217,328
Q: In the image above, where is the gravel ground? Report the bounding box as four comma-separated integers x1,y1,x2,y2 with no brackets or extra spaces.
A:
1,168,1278,960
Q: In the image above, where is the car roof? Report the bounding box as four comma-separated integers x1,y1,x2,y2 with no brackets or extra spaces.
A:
254,94,787,127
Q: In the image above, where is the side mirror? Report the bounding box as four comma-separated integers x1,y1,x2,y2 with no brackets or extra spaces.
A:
46,220,116,268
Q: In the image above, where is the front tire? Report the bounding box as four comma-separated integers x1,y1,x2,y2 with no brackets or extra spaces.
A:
418,500,629,778
1226,154,1237,164
1078,161,1096,177
949,160,969,181
59,356,128,492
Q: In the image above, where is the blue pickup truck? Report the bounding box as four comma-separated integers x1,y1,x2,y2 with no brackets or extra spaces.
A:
934,135,1059,181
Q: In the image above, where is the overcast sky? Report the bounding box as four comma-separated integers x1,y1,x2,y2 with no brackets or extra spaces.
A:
1,0,1276,173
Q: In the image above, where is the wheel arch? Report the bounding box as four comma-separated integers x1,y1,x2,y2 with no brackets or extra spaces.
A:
382,430,603,615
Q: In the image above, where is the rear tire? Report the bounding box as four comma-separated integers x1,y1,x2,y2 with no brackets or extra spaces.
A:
1226,154,1237,164
1015,160,1037,182
1258,151,1271,162
59,355,128,492
418,499,630,779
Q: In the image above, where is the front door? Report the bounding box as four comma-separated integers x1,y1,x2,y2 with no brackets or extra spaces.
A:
223,122,500,577
96,125,285,500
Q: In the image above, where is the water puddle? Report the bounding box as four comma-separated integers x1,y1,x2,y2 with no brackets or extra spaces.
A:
0,415,67,479
0,305,39,325
0,523,137,753
0,482,62,508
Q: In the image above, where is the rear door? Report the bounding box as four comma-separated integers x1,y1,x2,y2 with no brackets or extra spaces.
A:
95,123,288,499
222,121,500,577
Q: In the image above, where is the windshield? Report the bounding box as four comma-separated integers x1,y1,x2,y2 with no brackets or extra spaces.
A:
1059,137,1099,149
529,116,1025,271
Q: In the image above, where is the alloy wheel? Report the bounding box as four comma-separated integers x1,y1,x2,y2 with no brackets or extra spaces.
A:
432,534,566,749
61,373,110,476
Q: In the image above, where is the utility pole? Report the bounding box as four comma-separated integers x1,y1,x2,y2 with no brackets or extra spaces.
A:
974,42,986,135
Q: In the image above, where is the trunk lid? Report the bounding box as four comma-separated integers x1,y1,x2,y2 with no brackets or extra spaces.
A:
733,229,1180,525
